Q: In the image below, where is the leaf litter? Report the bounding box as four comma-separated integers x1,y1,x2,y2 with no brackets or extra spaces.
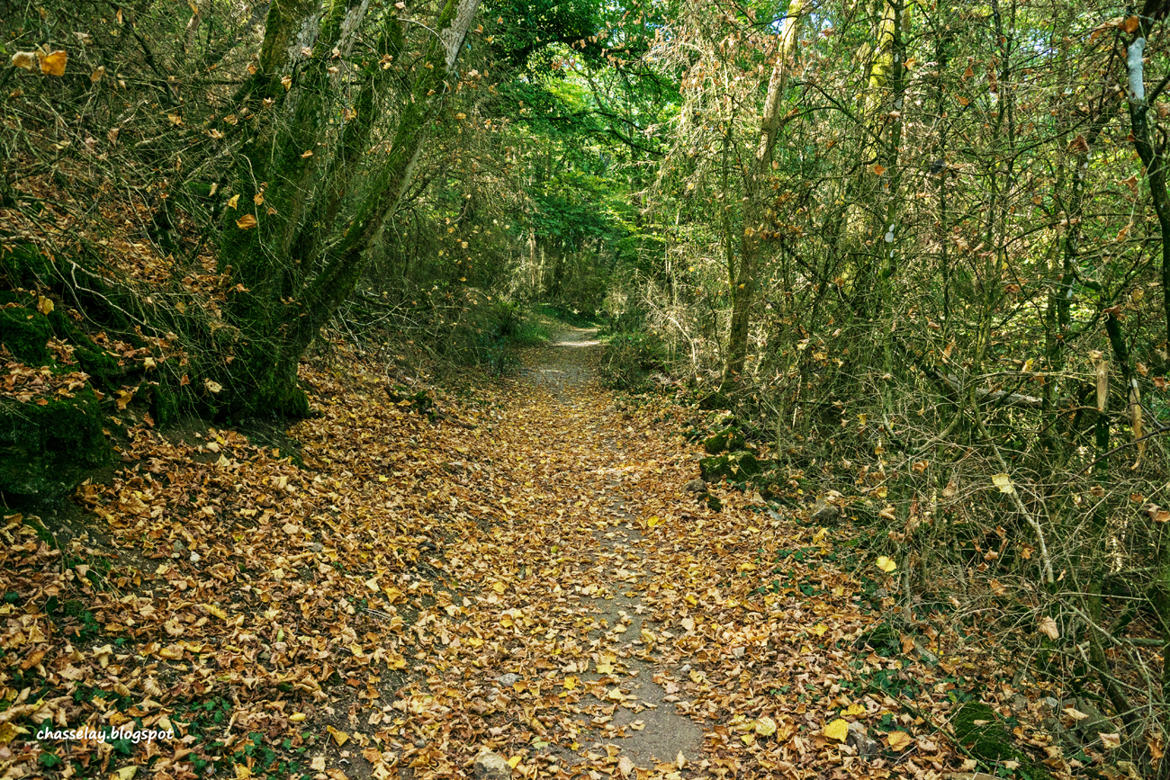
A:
1,331,1075,778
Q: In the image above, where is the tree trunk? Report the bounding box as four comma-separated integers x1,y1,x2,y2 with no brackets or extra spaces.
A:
219,0,481,416
721,0,805,389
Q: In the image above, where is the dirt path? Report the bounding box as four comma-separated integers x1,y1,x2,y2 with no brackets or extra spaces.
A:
0,326,1008,780
526,328,704,768
380,328,952,778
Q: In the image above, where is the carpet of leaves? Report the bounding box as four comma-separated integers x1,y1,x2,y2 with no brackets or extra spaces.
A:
1,335,1075,779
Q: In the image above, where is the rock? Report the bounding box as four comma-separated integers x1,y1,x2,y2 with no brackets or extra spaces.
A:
810,501,840,522
1039,696,1061,712
847,721,879,757
0,388,111,497
473,749,511,779
702,426,745,455
496,673,519,687
699,450,764,482
309,542,324,552
684,478,708,495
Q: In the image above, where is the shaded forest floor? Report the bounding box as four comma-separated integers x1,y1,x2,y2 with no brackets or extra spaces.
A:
3,327,1084,779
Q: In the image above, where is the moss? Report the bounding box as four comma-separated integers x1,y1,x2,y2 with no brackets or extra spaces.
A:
147,382,180,426
0,388,111,497
703,426,745,455
855,620,900,657
0,243,56,287
700,453,730,481
700,450,767,482
953,702,1015,761
0,305,52,363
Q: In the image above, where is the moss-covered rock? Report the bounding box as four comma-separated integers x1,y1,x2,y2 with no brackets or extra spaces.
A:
0,389,111,497
953,702,1016,761
703,426,745,455
700,450,766,482
0,304,52,363
951,701,1052,778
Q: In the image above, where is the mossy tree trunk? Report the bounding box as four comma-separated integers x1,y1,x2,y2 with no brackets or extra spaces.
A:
218,0,481,416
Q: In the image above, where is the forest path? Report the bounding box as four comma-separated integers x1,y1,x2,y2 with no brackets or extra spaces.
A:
382,326,934,779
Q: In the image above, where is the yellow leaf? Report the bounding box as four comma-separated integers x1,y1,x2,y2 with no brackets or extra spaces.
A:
327,725,349,746
1100,732,1121,750
38,49,68,77
563,675,578,690
205,604,228,620
227,194,239,209
875,556,897,573
823,718,850,741
754,716,777,736
301,149,313,158
646,515,661,528
842,702,866,717
234,764,252,779
887,731,912,751
281,75,292,90
204,379,223,394
36,296,54,315
253,192,264,205
112,767,139,780
0,722,18,745
236,213,257,229
507,755,522,768
289,712,306,723
596,654,615,674
992,473,1014,494
491,581,505,594
811,623,828,637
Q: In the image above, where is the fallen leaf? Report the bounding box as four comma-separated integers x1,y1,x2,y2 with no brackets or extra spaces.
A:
823,718,850,741
327,725,348,746
11,51,37,71
754,715,777,736
38,49,68,76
